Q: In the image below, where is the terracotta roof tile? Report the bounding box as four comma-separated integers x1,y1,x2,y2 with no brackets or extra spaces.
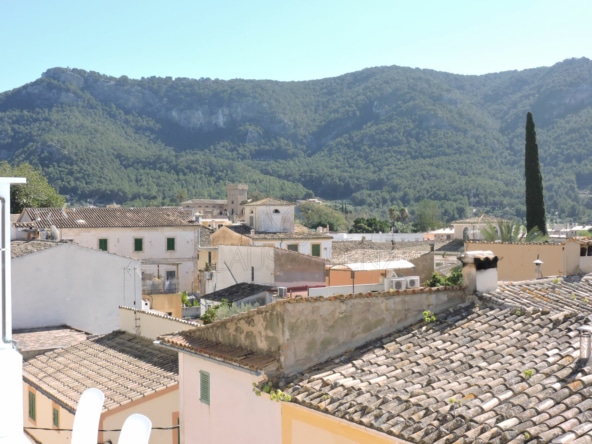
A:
23,331,177,413
281,283,592,443
17,207,195,229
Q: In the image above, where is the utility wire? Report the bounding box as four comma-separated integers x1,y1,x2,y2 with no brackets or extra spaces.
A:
25,425,179,432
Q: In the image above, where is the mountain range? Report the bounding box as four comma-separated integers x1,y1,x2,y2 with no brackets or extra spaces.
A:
1,58,592,222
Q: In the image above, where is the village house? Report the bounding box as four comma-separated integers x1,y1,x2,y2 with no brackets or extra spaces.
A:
11,240,141,334
182,183,248,222
14,206,199,293
158,251,592,443
23,331,179,444
465,237,592,281
198,244,326,295
451,215,500,240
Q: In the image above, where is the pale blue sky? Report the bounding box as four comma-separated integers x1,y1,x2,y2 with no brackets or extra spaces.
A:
2,0,591,93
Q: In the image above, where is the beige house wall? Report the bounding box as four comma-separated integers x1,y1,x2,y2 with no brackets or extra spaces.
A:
143,293,183,318
99,385,179,444
210,227,252,247
178,352,281,444
23,383,75,444
119,307,199,340
465,241,580,281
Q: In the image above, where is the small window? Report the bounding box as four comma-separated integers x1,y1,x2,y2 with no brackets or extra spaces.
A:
134,238,143,252
28,391,36,421
200,370,210,405
287,244,299,252
98,238,108,251
311,244,321,257
273,209,280,214
166,237,175,251
52,406,59,428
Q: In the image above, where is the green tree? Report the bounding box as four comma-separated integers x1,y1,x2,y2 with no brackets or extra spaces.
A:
0,162,65,213
413,200,442,232
349,217,390,233
480,219,547,243
525,112,547,235
298,202,347,231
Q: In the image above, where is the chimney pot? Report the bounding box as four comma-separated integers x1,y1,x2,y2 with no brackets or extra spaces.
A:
578,325,592,361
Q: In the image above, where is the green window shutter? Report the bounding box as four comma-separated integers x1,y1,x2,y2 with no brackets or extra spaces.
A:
98,238,108,251
167,237,175,251
311,244,321,257
134,238,143,252
28,392,36,421
199,370,210,405
287,244,298,252
52,407,59,428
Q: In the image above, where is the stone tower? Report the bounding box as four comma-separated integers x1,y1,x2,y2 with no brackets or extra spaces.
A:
226,183,248,221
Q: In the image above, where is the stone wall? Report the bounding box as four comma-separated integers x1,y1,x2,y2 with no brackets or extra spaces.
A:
189,287,466,375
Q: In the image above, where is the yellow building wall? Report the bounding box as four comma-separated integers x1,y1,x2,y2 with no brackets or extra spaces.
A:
99,385,179,444
24,382,178,444
144,293,182,318
465,241,579,281
210,227,252,247
23,383,75,444
282,402,408,444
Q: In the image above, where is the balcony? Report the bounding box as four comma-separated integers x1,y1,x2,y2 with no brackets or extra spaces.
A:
142,278,179,295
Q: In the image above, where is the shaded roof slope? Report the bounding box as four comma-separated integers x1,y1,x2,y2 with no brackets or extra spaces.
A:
23,331,178,413
17,207,195,228
202,282,273,303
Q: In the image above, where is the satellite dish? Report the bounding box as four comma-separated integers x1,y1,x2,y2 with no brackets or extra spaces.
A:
118,413,152,444
71,388,105,444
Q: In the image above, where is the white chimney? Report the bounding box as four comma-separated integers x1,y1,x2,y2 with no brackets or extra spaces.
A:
459,250,498,294
579,325,592,362
0,177,29,444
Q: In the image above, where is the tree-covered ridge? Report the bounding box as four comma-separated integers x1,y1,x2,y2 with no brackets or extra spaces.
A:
1,58,592,222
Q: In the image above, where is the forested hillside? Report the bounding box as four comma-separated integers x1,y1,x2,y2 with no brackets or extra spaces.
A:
1,58,592,223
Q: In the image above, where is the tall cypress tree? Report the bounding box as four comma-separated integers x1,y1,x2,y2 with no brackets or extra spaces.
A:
525,112,547,235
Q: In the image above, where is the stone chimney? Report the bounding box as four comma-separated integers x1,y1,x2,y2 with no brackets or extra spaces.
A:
458,250,498,294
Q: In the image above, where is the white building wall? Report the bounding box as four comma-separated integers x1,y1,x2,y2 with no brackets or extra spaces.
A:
178,352,281,444
252,238,332,259
251,205,294,233
212,246,276,290
12,244,140,334
58,226,197,292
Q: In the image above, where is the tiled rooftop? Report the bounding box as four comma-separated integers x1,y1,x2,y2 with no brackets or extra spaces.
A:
13,326,90,358
281,276,592,443
227,224,332,239
284,303,592,443
243,197,294,206
11,240,63,258
330,249,425,266
16,207,195,229
159,333,279,373
482,275,592,313
23,331,178,413
202,282,273,303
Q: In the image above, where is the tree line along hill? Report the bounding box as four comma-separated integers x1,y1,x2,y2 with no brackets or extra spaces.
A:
1,58,592,225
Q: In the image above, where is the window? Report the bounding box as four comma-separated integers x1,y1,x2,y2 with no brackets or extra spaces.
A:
273,209,280,214
98,238,108,251
287,244,299,252
28,391,36,421
166,237,175,251
52,406,59,428
134,238,143,252
311,244,321,257
200,370,210,405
